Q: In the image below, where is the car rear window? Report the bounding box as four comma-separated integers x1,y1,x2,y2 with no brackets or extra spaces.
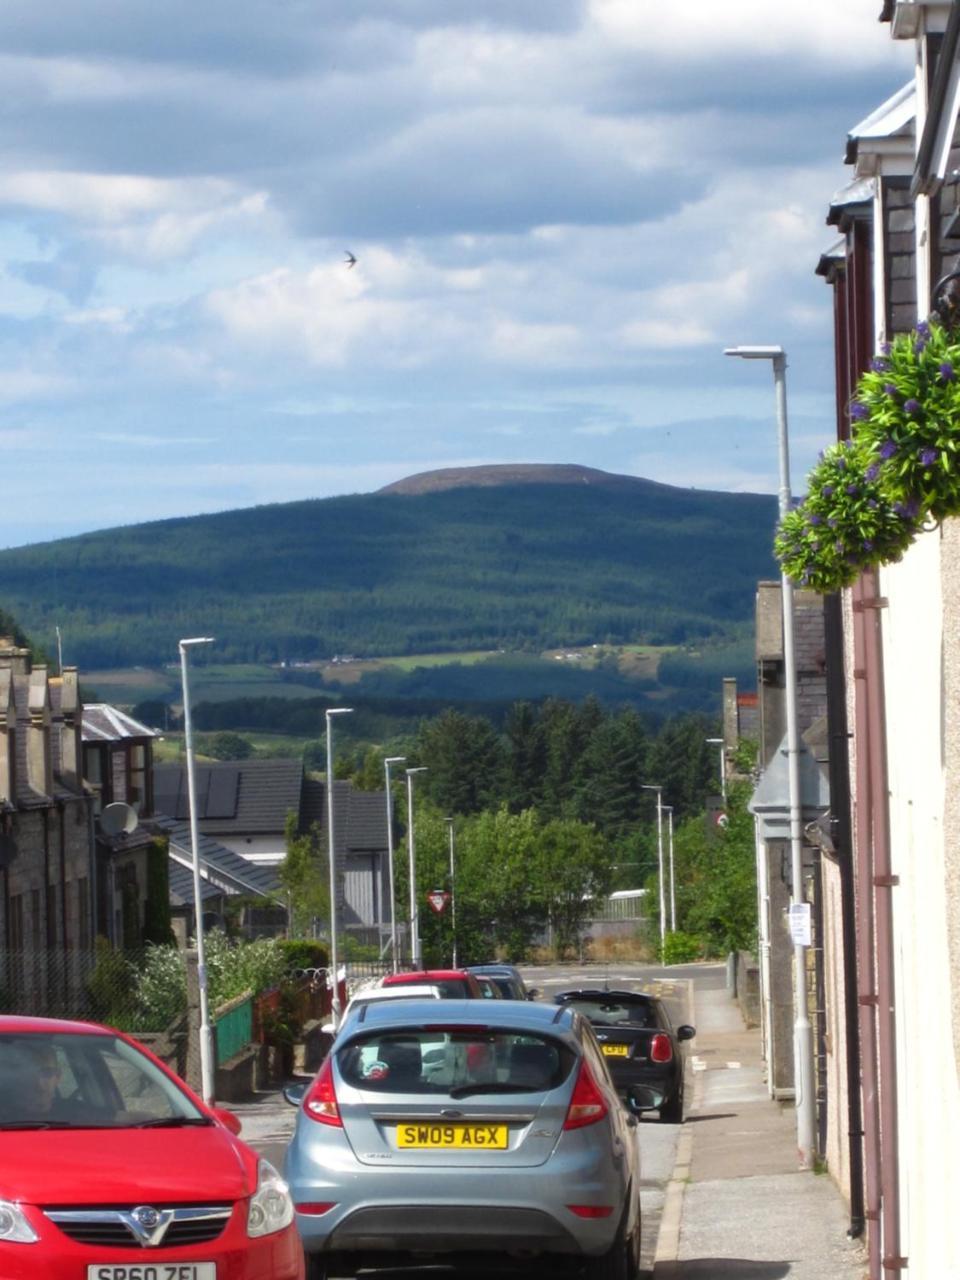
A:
562,998,658,1028
337,1030,575,1095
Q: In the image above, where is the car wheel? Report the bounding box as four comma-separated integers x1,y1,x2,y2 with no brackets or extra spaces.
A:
306,1252,353,1280
659,1085,683,1124
582,1208,640,1280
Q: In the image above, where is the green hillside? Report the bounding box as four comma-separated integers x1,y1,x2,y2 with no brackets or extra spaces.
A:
0,467,777,669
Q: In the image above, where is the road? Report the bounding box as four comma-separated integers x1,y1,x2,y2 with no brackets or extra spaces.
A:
249,962,725,1279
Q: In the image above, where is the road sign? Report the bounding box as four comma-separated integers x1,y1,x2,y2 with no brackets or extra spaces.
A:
715,812,729,828
427,889,450,914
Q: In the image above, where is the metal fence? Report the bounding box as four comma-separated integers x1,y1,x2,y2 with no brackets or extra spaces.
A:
214,992,254,1066
0,947,107,1021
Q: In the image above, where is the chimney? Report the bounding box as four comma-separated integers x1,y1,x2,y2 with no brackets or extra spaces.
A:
58,666,82,790
0,667,15,804
27,666,52,797
0,637,31,677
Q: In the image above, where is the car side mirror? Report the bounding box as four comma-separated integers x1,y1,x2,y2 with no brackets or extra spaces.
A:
211,1106,243,1135
526,989,540,1000
283,1083,307,1107
677,1025,696,1042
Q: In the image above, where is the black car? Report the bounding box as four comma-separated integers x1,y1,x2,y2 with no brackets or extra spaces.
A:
467,964,540,1001
553,988,695,1122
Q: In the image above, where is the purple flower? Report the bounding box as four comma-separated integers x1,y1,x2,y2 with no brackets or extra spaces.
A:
904,398,921,414
919,446,938,466
880,342,892,355
850,402,870,421
810,541,820,551
835,540,845,553
862,539,874,551
871,357,890,373
836,456,847,471
822,485,834,497
884,383,898,397
828,517,838,528
917,321,931,339
867,499,879,510
865,464,880,482
808,513,823,525
940,362,955,382
894,499,920,520
846,483,859,496
879,439,898,459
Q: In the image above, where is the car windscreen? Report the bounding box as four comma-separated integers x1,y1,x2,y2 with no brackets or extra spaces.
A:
0,1032,207,1129
337,1029,575,1095
561,998,658,1028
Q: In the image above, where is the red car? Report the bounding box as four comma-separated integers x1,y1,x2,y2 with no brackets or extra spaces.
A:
0,1015,304,1280
380,968,485,998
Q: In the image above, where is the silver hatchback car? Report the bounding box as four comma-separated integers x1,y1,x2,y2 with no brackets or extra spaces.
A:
283,999,642,1280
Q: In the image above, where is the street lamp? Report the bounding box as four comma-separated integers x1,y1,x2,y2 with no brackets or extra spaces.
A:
445,817,458,968
383,756,406,973
325,707,353,1028
724,342,815,1170
662,805,676,933
642,784,666,952
406,768,428,968
179,635,215,1105
705,737,726,806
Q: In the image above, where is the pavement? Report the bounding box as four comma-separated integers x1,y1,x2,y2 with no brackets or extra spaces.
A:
653,982,868,1280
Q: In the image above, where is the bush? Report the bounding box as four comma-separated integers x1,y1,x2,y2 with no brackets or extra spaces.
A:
661,930,702,965
275,939,329,973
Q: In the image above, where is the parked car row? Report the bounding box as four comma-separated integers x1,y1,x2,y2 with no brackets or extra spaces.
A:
0,969,693,1280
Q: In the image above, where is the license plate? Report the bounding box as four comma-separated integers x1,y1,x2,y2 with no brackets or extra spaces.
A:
397,1123,508,1149
87,1266,216,1280
601,1044,630,1057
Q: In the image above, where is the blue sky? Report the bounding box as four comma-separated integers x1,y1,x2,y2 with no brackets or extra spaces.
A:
0,0,910,548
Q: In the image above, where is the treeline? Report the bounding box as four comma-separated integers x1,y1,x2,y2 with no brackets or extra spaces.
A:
0,481,777,668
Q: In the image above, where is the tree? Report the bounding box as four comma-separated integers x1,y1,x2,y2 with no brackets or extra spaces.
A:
538,818,610,956
277,814,329,939
205,731,254,760
415,709,505,815
503,701,546,811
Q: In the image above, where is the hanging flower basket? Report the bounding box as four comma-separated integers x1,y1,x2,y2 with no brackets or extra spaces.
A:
774,438,921,592
850,320,960,521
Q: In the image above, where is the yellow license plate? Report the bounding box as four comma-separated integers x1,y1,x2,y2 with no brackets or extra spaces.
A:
397,1123,508,1149
601,1044,630,1057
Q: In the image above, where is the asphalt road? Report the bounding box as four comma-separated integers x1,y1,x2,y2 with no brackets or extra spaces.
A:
252,962,724,1279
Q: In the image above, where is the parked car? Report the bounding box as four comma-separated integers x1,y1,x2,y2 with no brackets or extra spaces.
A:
327,984,441,1031
283,999,641,1280
552,989,695,1123
467,963,540,1001
380,968,485,998
0,1015,304,1280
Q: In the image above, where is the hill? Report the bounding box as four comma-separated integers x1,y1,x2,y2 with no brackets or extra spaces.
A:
0,465,778,669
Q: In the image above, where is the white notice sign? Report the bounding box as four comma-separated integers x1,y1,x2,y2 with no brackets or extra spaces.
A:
789,902,812,946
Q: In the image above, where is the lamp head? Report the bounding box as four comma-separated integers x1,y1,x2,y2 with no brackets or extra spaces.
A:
724,345,785,360
406,766,428,777
179,636,215,649
385,756,407,765
326,707,354,718
705,737,724,744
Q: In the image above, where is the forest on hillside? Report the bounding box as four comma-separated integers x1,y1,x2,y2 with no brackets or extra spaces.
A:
0,481,778,669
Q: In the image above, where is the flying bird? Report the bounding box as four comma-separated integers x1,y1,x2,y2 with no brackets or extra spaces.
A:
344,251,357,269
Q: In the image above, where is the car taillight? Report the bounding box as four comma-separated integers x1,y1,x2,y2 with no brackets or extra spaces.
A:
303,1058,342,1126
563,1059,609,1130
566,1205,615,1219
296,1203,337,1215
650,1033,673,1064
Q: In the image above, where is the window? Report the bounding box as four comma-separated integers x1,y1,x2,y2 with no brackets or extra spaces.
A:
128,744,146,813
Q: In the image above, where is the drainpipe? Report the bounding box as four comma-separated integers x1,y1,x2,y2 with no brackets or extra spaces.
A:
823,592,865,1240
859,569,904,1279
851,578,882,1279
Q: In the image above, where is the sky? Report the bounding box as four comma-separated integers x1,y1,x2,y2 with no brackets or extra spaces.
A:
0,0,912,548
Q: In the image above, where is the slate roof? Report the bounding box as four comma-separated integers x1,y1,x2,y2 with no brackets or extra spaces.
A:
149,814,282,908
153,759,305,834
301,777,388,855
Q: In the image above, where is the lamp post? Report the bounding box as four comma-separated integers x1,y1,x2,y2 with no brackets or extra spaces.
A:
179,635,215,1105
706,736,726,806
406,768,428,968
724,343,815,1171
325,707,353,1028
383,756,406,973
445,817,458,968
663,805,676,933
642,783,666,953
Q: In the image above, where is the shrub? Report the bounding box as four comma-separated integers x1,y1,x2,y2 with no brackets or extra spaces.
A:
661,930,702,965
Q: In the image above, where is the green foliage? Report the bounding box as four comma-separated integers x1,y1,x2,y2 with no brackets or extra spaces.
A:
774,440,920,592
204,731,255,760
142,839,176,947
278,814,330,939
661,931,702,965
732,737,758,774
415,709,506,814
275,938,329,971
852,320,960,521
0,482,777,669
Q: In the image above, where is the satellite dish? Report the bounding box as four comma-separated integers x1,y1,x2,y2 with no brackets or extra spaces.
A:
100,802,138,837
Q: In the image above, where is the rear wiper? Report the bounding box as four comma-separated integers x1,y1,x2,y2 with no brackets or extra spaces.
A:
129,1116,212,1128
448,1082,533,1098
